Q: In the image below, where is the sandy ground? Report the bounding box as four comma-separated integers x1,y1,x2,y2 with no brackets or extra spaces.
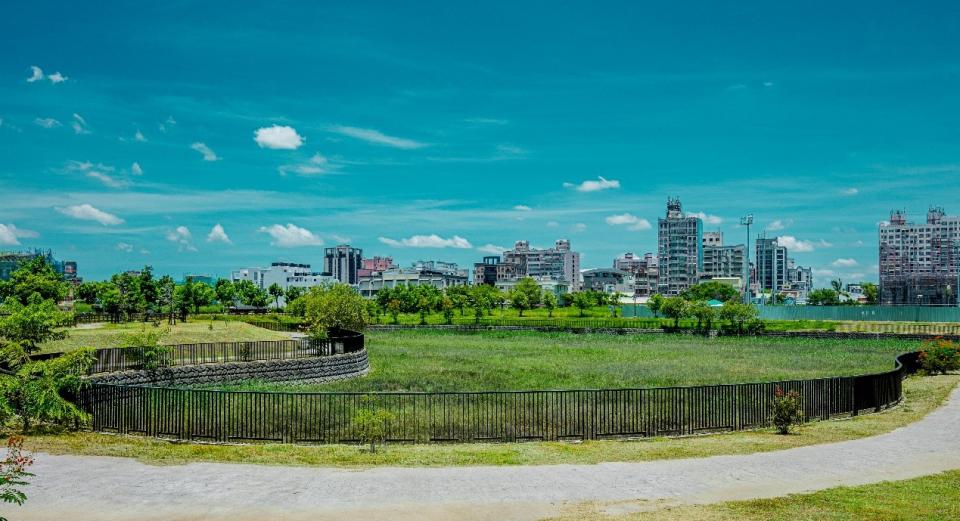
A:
10,386,960,521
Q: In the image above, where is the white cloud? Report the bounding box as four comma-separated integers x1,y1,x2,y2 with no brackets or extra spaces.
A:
134,130,147,142
27,66,44,83
687,211,723,225
190,142,219,161
131,162,143,176
571,223,587,232
477,244,507,254
605,213,652,231
258,223,324,247
817,239,834,248
71,113,90,134
47,72,67,84
278,153,332,176
254,125,304,150
832,258,859,268
86,171,128,189
813,268,837,278
763,81,775,87
378,234,472,249
115,242,134,253
563,176,620,192
166,226,197,252
0,224,38,246
206,223,231,244
331,234,351,244
329,125,427,149
513,205,532,212
776,235,815,253
546,221,560,228
34,117,61,129
841,187,859,196
766,219,792,231
56,204,124,225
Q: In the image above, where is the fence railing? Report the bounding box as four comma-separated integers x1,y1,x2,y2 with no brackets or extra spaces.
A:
86,330,364,374
77,338,919,444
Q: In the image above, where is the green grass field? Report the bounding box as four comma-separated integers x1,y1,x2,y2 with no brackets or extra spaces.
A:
206,329,913,392
556,468,960,520
38,320,290,353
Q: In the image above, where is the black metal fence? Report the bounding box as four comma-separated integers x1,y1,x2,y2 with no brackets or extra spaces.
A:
77,339,918,444
87,331,364,374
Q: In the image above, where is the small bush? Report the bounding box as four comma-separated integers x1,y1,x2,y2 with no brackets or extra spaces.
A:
353,404,395,453
772,386,803,435
123,327,172,371
919,338,960,375
0,436,34,513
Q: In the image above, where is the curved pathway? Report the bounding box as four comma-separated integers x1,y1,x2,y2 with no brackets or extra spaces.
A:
14,385,960,521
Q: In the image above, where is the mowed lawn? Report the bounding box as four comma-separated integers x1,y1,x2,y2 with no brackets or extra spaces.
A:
212,329,913,392
39,320,290,353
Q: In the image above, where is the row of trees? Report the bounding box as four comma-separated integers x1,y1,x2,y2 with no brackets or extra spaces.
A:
647,281,761,333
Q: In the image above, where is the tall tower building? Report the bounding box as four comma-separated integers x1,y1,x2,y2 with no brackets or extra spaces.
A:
323,244,363,284
879,208,960,306
657,198,703,295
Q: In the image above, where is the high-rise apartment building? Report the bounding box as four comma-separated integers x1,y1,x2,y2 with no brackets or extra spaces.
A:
358,256,395,278
701,232,746,283
657,198,702,295
323,244,362,284
754,237,788,294
879,208,960,306
502,239,581,291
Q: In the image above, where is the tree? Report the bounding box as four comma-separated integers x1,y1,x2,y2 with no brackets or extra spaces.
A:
446,285,470,316
687,300,715,332
831,279,843,293
861,282,878,305
157,275,176,324
571,292,593,317
468,285,492,324
719,301,758,334
191,283,215,313
660,296,689,329
215,279,236,309
0,348,95,432
387,299,402,325
807,288,840,306
440,296,455,325
647,294,664,318
0,295,69,355
302,284,369,336
682,281,740,303
268,283,284,310
0,256,67,305
509,277,541,317
137,266,158,313
75,282,100,305
353,402,394,453
542,291,557,318
284,285,305,305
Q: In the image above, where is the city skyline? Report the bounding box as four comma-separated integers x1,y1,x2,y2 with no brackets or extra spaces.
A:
3,2,959,281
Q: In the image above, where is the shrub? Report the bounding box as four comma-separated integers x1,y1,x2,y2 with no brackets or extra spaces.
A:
123,327,172,371
353,404,395,453
918,338,960,375
772,386,803,435
0,436,34,516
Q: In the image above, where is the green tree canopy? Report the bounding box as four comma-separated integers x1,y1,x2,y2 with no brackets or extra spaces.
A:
681,280,741,303
302,284,369,335
807,288,841,306
0,257,67,305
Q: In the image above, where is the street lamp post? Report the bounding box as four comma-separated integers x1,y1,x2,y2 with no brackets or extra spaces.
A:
741,214,753,304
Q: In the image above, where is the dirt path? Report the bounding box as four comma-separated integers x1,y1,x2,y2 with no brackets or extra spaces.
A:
12,386,960,521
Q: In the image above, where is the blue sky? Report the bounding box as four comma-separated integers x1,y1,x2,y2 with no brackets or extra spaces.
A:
2,1,959,282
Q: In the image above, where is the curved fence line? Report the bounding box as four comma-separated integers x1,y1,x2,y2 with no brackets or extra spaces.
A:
75,329,921,444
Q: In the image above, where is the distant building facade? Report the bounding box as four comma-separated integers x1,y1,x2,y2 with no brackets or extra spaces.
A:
231,262,336,306
494,275,569,298
701,232,747,288
754,237,788,294
356,263,469,298
657,198,703,295
358,256,395,278
0,249,73,282
879,208,960,306
501,239,581,291
613,252,659,296
581,268,635,295
323,245,362,284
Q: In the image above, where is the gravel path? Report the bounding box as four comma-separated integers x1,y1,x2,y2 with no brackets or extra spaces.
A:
13,385,960,521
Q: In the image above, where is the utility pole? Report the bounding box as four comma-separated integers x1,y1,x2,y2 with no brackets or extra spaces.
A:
741,214,753,304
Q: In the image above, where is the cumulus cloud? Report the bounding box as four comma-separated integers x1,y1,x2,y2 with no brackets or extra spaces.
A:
190,142,219,161
71,113,90,134
131,162,143,176
27,66,66,84
513,205,532,211
115,242,134,253
776,235,815,253
329,125,427,149
278,153,332,176
477,244,507,254
258,223,324,247
0,224,38,246
378,234,472,249
134,130,147,142
56,204,124,225
841,187,859,196
687,211,723,225
34,117,61,129
571,223,587,232
605,213,652,231
563,176,620,192
166,226,197,252
766,219,792,231
206,223,231,244
832,258,859,267
254,125,304,150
